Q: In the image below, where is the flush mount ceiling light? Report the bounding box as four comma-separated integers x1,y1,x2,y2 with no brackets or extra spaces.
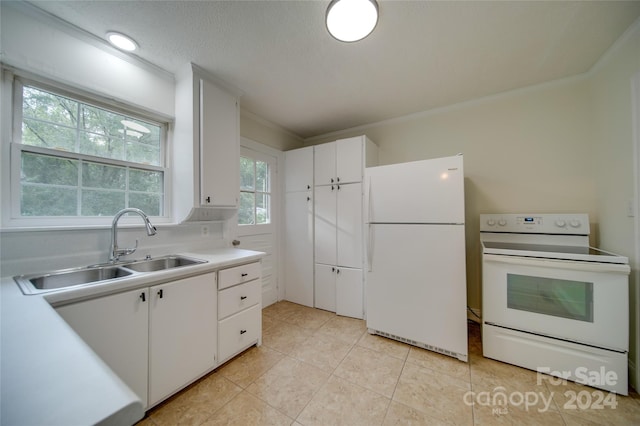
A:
326,0,379,42
106,31,138,52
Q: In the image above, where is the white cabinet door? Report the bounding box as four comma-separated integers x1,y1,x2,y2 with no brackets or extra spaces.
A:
314,142,336,186
284,191,314,307
336,267,363,319
56,288,149,407
314,185,337,266
336,136,363,184
285,147,314,192
315,263,336,312
200,78,239,207
336,183,363,268
149,273,217,406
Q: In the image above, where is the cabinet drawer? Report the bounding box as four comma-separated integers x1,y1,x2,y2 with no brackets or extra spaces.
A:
218,279,261,320
218,262,261,290
218,304,261,363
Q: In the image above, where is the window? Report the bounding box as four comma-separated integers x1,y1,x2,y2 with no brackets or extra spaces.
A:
8,76,167,225
239,152,271,226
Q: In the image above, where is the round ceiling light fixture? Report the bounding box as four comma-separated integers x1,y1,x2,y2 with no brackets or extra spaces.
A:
106,31,138,52
326,0,379,42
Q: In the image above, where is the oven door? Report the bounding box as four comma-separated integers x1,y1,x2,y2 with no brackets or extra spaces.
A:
482,253,629,352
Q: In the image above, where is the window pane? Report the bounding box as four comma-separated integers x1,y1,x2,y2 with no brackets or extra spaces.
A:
82,162,126,190
21,185,77,216
79,131,125,160
22,119,78,151
22,152,78,186
239,191,255,225
256,161,269,192
81,189,125,216
129,193,161,216
240,157,255,191
256,193,270,224
22,86,78,127
129,169,162,193
22,85,162,166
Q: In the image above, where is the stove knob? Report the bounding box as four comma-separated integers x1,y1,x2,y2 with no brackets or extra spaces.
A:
487,219,496,226
570,219,581,228
498,219,507,226
555,220,566,228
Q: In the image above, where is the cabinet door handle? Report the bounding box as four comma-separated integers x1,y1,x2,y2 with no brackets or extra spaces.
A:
337,184,340,190
336,268,340,274
205,196,211,203
307,196,310,201
240,329,247,335
337,177,340,182
331,178,334,183
331,185,335,191
307,185,311,190
157,289,164,299
240,296,247,300
139,292,146,302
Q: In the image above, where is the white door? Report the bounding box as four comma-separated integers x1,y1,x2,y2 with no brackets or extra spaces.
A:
314,184,337,265
56,288,149,407
314,142,336,186
365,155,465,224
336,136,363,184
367,224,468,357
285,146,313,192
284,190,314,307
200,78,239,207
315,263,336,312
336,183,362,268
336,267,363,319
148,273,217,406
236,141,280,306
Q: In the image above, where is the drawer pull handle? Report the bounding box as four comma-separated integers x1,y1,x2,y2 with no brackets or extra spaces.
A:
240,329,247,335
240,296,247,300
241,273,248,277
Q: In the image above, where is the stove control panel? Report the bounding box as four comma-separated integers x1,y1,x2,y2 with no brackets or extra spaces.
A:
480,213,590,235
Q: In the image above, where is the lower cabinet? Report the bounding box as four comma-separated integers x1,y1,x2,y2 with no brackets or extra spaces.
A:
148,274,217,406
314,264,363,319
217,262,263,365
56,272,217,409
56,287,149,405
55,263,263,410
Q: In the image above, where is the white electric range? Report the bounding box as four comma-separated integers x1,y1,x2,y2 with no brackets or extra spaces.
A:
480,213,630,394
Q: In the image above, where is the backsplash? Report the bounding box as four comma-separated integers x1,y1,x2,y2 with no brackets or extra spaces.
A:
0,222,226,277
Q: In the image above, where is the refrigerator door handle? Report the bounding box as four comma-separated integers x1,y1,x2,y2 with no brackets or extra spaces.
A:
367,223,374,272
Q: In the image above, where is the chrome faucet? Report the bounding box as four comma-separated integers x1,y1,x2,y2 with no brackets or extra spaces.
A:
110,208,157,262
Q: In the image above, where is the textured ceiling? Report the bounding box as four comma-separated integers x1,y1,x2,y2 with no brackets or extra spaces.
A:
27,0,640,140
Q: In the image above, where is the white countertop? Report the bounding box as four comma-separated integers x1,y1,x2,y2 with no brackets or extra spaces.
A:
1,248,264,426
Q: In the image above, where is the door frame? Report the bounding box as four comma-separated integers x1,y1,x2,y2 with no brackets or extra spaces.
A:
632,71,640,391
237,137,285,302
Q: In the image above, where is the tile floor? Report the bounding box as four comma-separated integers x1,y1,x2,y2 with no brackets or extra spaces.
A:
138,301,640,425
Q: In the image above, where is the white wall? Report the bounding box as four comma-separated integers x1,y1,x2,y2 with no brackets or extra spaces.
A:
589,20,640,389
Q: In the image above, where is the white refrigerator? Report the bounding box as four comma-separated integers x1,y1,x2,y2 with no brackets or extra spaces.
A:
365,155,468,362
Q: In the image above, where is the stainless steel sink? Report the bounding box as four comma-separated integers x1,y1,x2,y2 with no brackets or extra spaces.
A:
14,255,207,295
15,265,133,294
121,255,206,272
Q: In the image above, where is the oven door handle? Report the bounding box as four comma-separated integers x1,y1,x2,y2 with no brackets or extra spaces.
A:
483,254,630,274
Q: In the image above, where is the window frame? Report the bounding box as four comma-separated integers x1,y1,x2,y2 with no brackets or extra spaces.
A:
238,146,275,235
2,69,172,229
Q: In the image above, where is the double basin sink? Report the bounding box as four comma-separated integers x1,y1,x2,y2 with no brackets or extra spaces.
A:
15,255,207,295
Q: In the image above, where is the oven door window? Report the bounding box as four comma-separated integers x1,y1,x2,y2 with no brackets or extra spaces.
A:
506,274,594,322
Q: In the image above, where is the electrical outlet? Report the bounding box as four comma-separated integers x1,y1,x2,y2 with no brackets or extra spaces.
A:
201,225,209,236
627,199,636,218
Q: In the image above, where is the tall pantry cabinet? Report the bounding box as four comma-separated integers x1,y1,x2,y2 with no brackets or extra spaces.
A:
283,146,315,307
284,136,377,319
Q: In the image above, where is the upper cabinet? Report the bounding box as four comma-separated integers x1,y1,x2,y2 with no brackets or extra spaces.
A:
173,63,241,222
285,146,314,192
314,136,378,186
